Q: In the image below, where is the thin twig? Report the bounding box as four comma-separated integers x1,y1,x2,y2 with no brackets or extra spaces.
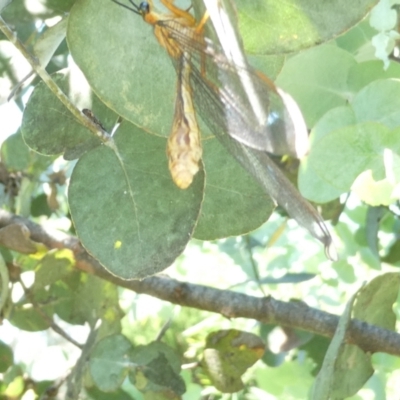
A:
66,320,101,400
0,16,112,144
244,235,266,296
18,277,83,349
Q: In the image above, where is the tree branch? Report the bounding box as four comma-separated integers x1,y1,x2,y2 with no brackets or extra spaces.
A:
0,209,399,356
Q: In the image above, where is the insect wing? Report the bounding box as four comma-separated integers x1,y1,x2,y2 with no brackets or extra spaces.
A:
160,7,309,159
213,65,309,158
187,61,335,259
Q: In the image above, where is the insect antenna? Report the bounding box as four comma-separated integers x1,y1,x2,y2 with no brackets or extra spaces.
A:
111,0,141,15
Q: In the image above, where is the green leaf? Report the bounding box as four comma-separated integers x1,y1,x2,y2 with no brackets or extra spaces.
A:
90,334,133,392
247,53,285,80
336,19,377,54
382,239,400,264
333,260,357,284
353,272,400,330
0,340,13,373
33,249,74,290
0,40,31,104
30,193,53,218
9,289,54,331
68,0,319,248
303,122,400,203
131,341,182,375
32,17,67,67
44,0,76,14
330,345,373,399
194,138,273,240
15,177,35,218
351,157,400,206
300,79,400,204
347,60,400,93
0,132,30,171
236,0,379,54
130,342,185,397
68,0,178,138
276,44,356,126
255,358,314,397
69,121,204,279
300,335,330,376
365,206,386,257
352,79,400,128
202,329,264,393
311,285,373,400
21,70,112,158
53,272,122,327
299,106,356,202
91,337,185,396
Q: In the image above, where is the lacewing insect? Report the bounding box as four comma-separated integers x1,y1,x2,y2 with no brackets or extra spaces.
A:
110,0,337,260
111,0,205,189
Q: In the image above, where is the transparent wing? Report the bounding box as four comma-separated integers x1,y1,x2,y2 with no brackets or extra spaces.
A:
159,18,309,159
157,14,336,259
186,58,335,259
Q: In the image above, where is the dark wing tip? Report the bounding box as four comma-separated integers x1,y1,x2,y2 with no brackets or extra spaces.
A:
324,238,338,262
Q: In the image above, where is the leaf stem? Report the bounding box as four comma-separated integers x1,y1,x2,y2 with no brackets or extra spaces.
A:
0,16,111,143
18,276,83,349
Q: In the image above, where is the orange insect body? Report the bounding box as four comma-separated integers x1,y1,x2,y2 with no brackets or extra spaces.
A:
144,1,196,59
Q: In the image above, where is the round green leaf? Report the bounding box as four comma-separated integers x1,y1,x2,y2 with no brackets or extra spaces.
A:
203,329,264,393
67,0,177,137
299,106,356,203
33,249,74,290
300,79,400,203
347,60,400,93
90,334,133,392
21,71,114,158
194,138,273,240
335,19,376,55
353,272,400,330
1,132,30,171
306,122,400,197
276,45,356,126
69,121,205,280
247,54,285,80
236,0,379,54
130,342,185,396
9,289,53,332
52,273,122,326
352,79,400,129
